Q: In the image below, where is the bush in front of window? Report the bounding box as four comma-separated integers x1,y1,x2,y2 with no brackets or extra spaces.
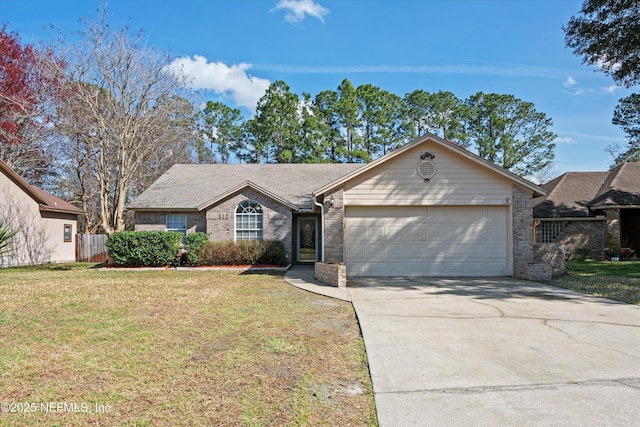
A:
197,240,286,266
185,232,210,265
106,231,183,266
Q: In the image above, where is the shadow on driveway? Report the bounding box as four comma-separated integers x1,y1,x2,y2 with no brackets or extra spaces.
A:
347,276,626,304
347,276,640,427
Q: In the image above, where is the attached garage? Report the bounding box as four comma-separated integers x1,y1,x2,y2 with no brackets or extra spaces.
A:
313,134,546,279
345,206,509,276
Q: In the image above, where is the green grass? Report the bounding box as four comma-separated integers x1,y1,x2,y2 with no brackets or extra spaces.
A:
0,265,377,426
548,260,640,305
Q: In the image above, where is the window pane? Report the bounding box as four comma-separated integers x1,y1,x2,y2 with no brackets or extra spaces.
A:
64,224,72,242
235,201,263,241
166,214,187,231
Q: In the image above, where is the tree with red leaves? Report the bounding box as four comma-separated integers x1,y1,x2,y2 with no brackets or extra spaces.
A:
0,24,59,184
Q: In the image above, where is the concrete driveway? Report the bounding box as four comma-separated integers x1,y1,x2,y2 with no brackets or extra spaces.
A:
348,277,640,427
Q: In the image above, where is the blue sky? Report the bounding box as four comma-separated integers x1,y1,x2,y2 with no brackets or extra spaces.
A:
1,0,634,175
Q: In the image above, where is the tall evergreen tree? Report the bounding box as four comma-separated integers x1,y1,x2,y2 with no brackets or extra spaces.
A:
564,0,640,88
252,80,300,163
314,89,344,162
336,79,360,162
356,84,406,160
404,90,467,145
610,93,640,164
198,101,244,164
464,92,556,176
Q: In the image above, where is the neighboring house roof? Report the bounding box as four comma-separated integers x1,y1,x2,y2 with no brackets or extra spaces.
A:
533,162,640,218
127,163,363,212
533,172,608,217
31,185,86,215
590,162,640,208
313,134,546,197
0,160,84,215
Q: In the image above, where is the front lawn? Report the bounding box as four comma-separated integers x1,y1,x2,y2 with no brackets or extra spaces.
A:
548,260,640,305
0,266,377,426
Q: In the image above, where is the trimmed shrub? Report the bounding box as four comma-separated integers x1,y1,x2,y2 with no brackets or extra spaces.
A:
185,232,210,265
106,231,183,266
575,248,590,261
199,240,286,266
259,240,286,265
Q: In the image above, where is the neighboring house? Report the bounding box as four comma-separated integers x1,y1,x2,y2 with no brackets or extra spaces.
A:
533,162,640,259
129,134,546,278
0,160,85,267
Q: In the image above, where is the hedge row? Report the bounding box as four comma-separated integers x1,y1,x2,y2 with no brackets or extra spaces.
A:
106,231,183,267
106,231,286,267
197,240,286,266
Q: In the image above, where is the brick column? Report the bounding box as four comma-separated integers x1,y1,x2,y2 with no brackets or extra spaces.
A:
512,185,533,279
323,189,345,263
604,208,620,247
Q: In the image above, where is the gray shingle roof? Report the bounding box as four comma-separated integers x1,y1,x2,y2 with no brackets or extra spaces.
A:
128,163,363,211
533,162,640,218
590,162,640,207
533,172,608,217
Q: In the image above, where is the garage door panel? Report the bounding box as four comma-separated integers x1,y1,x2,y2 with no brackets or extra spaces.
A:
346,206,508,277
387,225,425,239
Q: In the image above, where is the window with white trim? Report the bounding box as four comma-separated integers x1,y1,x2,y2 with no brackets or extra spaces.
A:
541,221,566,243
166,214,187,238
235,200,263,241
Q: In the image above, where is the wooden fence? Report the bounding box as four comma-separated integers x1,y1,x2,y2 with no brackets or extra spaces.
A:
76,233,109,263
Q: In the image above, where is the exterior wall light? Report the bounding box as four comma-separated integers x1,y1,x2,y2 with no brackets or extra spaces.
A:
330,195,335,207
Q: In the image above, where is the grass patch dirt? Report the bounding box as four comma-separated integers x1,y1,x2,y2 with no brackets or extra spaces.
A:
0,266,377,426
548,260,640,305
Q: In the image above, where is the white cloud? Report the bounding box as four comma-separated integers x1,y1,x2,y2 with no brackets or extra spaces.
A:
601,85,620,94
167,55,270,111
563,75,577,87
272,0,330,24
553,136,575,145
562,88,588,96
595,57,622,73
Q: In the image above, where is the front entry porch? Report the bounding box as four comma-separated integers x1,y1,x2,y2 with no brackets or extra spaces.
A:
295,216,320,263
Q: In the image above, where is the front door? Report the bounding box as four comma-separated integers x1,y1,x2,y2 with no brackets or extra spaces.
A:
297,217,318,262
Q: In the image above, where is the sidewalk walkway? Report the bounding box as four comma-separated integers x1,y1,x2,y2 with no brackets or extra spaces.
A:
284,264,351,302
283,264,351,302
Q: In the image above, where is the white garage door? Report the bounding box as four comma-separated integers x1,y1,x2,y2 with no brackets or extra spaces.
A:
345,206,509,276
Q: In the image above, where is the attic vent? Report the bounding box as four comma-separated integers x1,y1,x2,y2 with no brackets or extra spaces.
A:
418,160,436,181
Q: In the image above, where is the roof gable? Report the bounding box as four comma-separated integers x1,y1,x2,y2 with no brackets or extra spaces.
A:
0,160,84,215
313,134,546,197
590,162,640,208
197,181,300,211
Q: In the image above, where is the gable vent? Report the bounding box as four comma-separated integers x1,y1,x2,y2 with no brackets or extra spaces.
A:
418,160,436,181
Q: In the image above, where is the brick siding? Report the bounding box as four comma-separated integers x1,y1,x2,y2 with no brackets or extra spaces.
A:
512,185,534,279
534,220,605,260
314,262,347,288
205,189,293,263
135,211,206,234
533,243,566,275
323,189,345,263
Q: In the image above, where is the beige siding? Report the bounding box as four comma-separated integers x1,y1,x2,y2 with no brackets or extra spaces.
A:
42,212,78,263
0,172,77,266
344,141,512,206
